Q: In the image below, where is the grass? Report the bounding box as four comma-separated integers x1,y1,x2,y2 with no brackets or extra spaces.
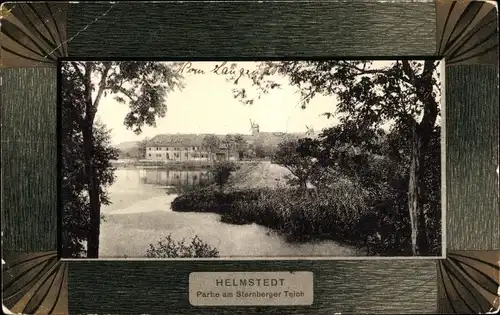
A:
170,182,395,255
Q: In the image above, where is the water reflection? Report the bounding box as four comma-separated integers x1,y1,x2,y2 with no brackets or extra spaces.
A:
138,168,211,188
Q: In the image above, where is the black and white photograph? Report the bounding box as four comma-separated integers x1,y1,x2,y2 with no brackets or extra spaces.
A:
60,60,444,259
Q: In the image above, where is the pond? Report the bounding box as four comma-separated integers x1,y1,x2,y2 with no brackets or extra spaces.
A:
99,167,363,258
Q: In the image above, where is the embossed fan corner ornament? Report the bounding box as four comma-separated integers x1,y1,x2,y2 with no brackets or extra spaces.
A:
483,259,500,314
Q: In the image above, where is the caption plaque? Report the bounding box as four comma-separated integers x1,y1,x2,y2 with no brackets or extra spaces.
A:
189,271,314,306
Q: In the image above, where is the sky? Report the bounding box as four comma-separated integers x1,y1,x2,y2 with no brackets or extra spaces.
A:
93,60,443,145
95,61,342,145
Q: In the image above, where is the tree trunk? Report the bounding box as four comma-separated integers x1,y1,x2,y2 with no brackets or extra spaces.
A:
407,126,429,255
82,63,101,259
401,60,437,256
83,124,101,258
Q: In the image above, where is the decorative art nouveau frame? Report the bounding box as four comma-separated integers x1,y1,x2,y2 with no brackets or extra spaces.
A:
1,1,498,314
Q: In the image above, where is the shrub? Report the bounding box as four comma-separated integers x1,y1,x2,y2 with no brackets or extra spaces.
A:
209,161,240,192
172,182,374,245
171,187,266,213
146,234,219,258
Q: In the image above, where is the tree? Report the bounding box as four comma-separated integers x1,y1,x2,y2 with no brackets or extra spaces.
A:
254,143,266,158
62,61,183,258
232,134,247,159
232,60,441,255
222,134,234,160
137,137,150,159
315,121,386,182
209,161,239,192
61,67,118,258
202,134,220,161
273,138,320,191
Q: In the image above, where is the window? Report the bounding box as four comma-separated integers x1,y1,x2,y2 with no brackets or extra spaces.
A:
185,153,188,158
148,153,151,157
148,147,151,151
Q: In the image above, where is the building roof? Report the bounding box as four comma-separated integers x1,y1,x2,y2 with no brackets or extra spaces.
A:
147,134,204,147
147,132,317,148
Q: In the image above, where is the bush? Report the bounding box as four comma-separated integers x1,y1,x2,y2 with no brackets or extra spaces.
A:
172,181,374,246
146,234,219,258
171,187,266,213
209,161,240,192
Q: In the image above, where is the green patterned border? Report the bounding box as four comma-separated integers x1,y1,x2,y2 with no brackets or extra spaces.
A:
1,1,498,314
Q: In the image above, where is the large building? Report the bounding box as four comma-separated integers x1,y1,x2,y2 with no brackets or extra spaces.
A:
144,121,316,161
145,134,232,161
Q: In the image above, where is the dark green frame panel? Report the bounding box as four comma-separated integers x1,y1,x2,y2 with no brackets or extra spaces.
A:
445,65,499,250
66,2,436,57
1,1,498,314
68,260,437,314
1,68,58,251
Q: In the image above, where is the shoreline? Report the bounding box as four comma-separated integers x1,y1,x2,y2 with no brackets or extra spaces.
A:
111,159,268,170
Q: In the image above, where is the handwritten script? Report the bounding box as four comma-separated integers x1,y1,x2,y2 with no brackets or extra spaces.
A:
176,62,278,83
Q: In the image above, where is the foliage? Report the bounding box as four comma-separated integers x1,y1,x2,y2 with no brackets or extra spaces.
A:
146,234,219,258
171,187,265,213
230,60,442,256
209,161,240,192
273,138,320,190
137,137,150,159
170,136,441,256
309,124,440,255
232,134,248,158
254,143,267,158
202,134,220,160
172,184,374,249
222,134,234,152
62,61,183,257
61,66,119,258
253,142,278,159
232,60,440,122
